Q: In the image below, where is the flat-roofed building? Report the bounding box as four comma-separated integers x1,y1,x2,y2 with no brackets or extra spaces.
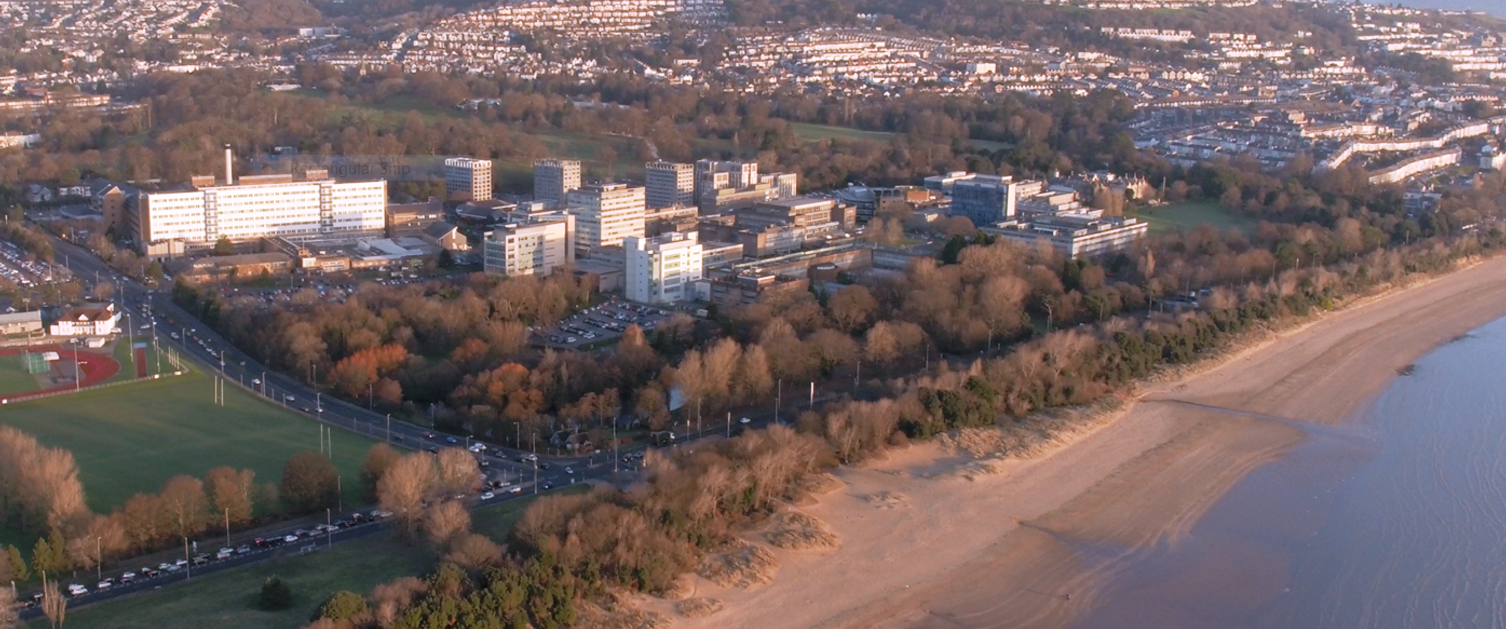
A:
568,183,645,257
444,157,493,202
951,175,1018,226
534,159,581,204
646,161,695,209
625,231,703,304
981,214,1148,259
129,171,387,257
484,215,576,277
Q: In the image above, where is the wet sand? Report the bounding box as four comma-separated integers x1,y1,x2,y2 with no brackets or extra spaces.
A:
653,256,1506,629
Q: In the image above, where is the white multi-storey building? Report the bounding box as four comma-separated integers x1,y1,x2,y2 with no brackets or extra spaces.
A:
646,161,695,209
625,231,703,304
534,159,581,204
130,168,387,257
483,214,576,277
567,183,645,256
445,157,493,202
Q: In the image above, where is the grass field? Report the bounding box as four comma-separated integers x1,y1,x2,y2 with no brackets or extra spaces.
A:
36,493,564,629
0,369,378,516
0,352,40,396
1128,200,1260,235
791,122,895,144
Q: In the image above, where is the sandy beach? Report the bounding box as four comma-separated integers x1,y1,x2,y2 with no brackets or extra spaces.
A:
647,256,1506,629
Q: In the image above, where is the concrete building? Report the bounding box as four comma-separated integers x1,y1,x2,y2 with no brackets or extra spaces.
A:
736,197,849,230
129,149,386,257
567,183,646,257
484,214,576,277
625,231,704,304
1480,146,1506,171
534,159,581,204
169,252,294,283
387,198,445,238
950,175,1018,226
646,161,696,209
981,214,1148,259
923,171,976,193
88,180,130,237
444,157,493,202
49,302,119,336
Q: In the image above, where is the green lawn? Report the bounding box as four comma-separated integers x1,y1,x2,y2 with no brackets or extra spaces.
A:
1128,200,1259,235
790,122,894,144
39,493,564,629
0,370,378,515
30,532,434,629
106,339,165,383
0,352,40,396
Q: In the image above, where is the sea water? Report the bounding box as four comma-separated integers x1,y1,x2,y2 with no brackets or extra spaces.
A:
1071,316,1506,628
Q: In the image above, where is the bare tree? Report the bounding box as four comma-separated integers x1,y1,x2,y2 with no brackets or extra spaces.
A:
280,452,340,514
377,453,437,535
828,285,878,332
443,533,502,569
119,493,168,551
160,475,209,539
206,467,256,526
979,275,1029,352
0,585,17,629
40,579,65,629
422,501,471,547
434,448,480,497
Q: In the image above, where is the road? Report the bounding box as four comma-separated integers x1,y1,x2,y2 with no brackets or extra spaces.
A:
15,234,791,618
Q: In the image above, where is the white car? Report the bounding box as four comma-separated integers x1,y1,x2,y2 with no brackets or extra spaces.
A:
740,417,752,424
480,492,496,500
283,534,298,543
252,378,262,385
509,486,523,494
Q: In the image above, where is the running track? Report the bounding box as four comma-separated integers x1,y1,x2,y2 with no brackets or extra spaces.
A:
0,344,120,403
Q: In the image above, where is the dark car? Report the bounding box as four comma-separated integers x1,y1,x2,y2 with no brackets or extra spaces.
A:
253,537,269,548
446,436,458,444
393,435,405,442
538,462,551,470
542,482,554,490
424,432,435,439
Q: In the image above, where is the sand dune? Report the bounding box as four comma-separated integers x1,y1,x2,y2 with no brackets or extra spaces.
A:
652,257,1506,629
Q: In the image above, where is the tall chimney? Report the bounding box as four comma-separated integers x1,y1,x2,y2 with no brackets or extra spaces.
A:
224,144,233,185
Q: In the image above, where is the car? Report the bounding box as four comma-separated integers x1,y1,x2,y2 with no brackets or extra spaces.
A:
157,562,173,571
564,466,573,474
216,548,234,560
192,555,209,566
542,482,554,490
372,509,394,519
427,446,439,453
252,378,262,385
139,323,150,330
120,572,136,584
539,462,551,470
283,534,298,543
479,459,490,467
236,545,251,554
740,417,752,424
393,434,405,442
446,436,458,444
509,486,523,494
253,537,269,548
285,394,296,402
66,584,88,597
96,579,114,590
170,332,180,339
423,432,435,439
336,519,353,528
480,492,496,500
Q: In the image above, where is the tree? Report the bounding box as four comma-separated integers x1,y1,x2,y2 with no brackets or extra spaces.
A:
0,585,16,629
423,501,471,547
31,531,69,577
120,493,168,551
313,591,368,623
212,236,235,256
40,579,64,629
377,453,437,534
206,467,256,527
260,576,294,611
160,475,209,539
435,448,481,497
280,452,340,514
360,444,402,501
2,545,27,583
828,285,878,332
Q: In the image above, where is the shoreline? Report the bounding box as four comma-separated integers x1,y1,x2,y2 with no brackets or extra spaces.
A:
644,255,1506,629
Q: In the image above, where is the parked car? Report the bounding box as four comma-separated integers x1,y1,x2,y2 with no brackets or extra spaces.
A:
480,492,496,500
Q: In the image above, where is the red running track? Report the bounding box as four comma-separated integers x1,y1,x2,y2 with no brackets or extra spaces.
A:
0,344,121,403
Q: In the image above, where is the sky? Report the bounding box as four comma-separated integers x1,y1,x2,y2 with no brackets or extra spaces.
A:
1383,0,1506,19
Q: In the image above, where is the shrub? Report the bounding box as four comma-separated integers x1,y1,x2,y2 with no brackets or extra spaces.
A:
260,576,294,611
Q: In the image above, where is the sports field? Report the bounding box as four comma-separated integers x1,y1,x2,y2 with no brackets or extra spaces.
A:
1128,200,1260,235
0,369,378,516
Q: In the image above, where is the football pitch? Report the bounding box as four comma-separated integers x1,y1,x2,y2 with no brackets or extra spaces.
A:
0,369,379,516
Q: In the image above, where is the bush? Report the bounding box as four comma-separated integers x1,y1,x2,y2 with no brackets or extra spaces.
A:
314,590,368,622
260,576,294,611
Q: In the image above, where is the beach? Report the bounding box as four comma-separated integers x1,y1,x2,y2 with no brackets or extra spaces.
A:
650,255,1506,629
